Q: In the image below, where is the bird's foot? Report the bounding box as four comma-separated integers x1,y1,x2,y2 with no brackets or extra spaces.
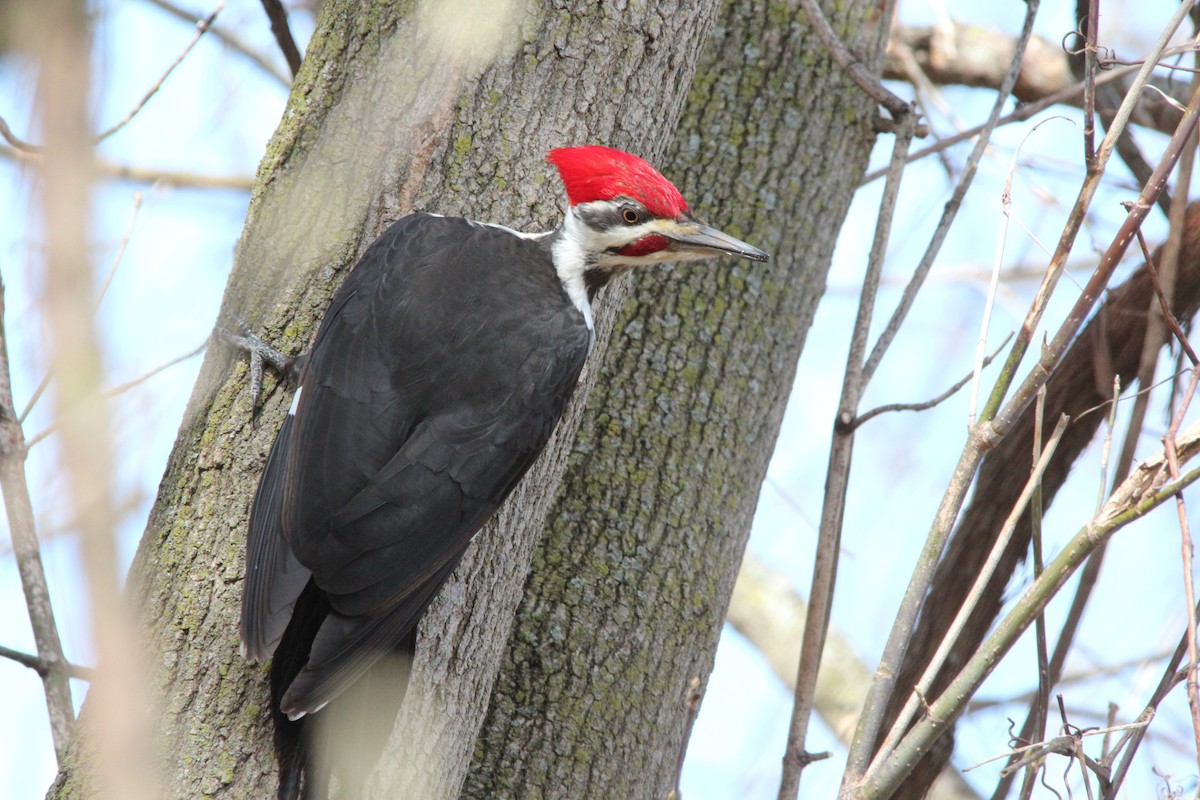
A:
216,319,300,417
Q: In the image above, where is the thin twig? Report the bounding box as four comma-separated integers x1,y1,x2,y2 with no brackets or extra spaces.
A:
971,121,1057,425
777,113,919,800
1095,377,1121,519
797,0,911,121
94,2,223,142
1017,387,1053,800
840,5,1044,790
853,333,1012,430
0,279,75,764
0,643,95,681
967,717,1153,773
258,0,303,78
1132,225,1200,365
888,42,957,179
25,342,207,449
0,116,42,153
21,190,145,424
1165,366,1200,763
867,413,1069,768
96,192,143,307
141,0,290,86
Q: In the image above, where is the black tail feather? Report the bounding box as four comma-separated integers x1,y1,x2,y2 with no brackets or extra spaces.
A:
270,580,415,800
271,581,330,800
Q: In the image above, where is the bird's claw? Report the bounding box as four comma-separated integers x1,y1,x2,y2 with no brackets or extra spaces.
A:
216,318,298,418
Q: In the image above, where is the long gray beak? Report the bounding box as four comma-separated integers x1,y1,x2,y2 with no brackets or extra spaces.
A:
665,222,770,262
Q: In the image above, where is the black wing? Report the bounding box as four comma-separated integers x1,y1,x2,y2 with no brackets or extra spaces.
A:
241,214,591,716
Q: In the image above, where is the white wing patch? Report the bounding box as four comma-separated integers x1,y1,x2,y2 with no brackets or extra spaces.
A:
288,386,303,416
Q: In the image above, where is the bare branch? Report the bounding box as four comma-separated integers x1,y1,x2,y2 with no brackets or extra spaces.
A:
141,0,290,86
0,145,255,190
0,278,75,764
728,556,982,800
25,342,208,449
0,3,223,153
1133,225,1200,365
853,334,1012,430
860,425,1200,797
798,0,911,121
778,113,919,800
95,2,223,142
259,0,303,78
868,414,1069,768
0,643,95,682
842,4,1044,788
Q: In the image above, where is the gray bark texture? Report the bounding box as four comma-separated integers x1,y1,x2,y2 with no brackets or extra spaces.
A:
465,0,883,796
47,1,881,798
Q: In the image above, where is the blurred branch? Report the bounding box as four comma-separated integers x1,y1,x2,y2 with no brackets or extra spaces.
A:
0,643,95,682
0,278,75,764
0,145,255,190
142,0,291,86
259,0,303,78
886,21,1193,138
0,3,223,153
36,0,159,795
26,342,208,449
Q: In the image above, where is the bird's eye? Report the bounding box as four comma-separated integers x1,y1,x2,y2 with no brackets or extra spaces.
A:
622,208,641,224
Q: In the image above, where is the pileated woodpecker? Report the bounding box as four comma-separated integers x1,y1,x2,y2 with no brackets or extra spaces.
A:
238,145,768,799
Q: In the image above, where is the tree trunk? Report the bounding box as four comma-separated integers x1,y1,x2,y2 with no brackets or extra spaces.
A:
464,1,884,797
47,1,883,798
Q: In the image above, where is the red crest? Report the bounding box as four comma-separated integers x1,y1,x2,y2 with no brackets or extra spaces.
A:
547,146,689,219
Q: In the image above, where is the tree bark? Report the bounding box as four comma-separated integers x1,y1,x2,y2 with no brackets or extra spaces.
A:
49,1,729,797
464,1,883,797
48,1,881,798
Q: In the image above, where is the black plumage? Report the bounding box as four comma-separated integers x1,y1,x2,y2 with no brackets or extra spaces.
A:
241,213,591,797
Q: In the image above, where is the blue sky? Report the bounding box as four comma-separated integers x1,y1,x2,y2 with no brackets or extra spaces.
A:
1,1,1198,798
